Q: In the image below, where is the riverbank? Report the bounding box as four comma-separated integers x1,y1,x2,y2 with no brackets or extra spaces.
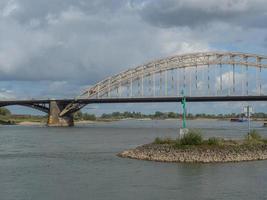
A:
17,121,45,126
0,119,116,126
0,118,219,126
118,142,267,163
1,117,267,126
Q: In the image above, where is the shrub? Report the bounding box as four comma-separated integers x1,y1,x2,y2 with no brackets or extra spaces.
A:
154,137,161,144
207,137,221,145
180,129,203,145
154,137,174,144
245,130,262,141
0,108,11,116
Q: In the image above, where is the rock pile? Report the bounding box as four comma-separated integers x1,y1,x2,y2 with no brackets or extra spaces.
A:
118,143,267,163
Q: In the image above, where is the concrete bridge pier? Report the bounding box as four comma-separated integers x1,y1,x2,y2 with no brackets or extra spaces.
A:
47,100,74,127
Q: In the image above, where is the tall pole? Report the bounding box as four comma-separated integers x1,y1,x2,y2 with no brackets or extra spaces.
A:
244,105,252,136
181,90,186,129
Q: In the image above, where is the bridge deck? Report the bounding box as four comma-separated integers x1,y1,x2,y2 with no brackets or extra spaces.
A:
1,96,267,107
75,96,267,103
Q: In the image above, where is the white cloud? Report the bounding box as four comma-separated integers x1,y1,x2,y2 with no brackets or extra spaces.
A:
156,28,211,55
1,0,19,17
216,71,245,89
0,88,15,99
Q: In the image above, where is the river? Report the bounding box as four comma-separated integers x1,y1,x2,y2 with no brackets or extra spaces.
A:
1,119,267,200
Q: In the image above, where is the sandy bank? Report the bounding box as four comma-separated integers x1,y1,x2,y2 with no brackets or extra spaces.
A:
18,121,45,126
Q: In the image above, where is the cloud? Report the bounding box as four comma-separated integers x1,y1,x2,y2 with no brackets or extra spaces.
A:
137,0,267,29
0,0,266,108
0,88,15,99
0,0,212,85
1,0,19,17
216,71,245,90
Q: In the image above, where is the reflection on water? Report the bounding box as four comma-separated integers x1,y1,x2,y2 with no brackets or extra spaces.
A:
0,120,267,200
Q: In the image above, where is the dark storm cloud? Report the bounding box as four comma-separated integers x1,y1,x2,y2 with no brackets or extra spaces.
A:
138,0,267,28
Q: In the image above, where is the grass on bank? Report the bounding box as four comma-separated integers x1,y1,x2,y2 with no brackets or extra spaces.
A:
153,129,267,148
0,115,47,125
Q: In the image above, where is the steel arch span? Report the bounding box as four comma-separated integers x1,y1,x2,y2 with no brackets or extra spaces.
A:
0,101,50,113
61,51,267,115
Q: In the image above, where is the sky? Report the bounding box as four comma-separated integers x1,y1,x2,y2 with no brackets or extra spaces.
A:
1,0,267,115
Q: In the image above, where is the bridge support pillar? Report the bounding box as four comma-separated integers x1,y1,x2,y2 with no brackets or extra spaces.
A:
47,101,74,127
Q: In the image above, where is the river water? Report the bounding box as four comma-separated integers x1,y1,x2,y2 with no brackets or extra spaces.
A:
1,119,267,200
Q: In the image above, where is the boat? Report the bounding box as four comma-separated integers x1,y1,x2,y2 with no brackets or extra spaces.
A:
230,117,248,122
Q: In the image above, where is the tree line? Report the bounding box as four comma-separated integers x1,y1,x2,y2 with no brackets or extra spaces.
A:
1,107,267,121
74,111,267,120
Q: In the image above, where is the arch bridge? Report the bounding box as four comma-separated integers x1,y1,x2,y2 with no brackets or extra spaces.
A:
1,51,267,126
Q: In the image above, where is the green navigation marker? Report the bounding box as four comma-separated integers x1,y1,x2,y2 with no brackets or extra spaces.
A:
181,90,186,129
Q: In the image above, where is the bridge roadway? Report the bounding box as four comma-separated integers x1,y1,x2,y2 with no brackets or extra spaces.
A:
1,96,267,126
1,95,267,106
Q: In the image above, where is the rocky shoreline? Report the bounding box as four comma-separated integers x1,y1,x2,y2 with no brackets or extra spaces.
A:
118,143,267,163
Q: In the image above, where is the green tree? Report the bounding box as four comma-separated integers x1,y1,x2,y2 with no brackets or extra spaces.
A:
83,113,96,121
74,111,83,120
168,112,177,118
0,107,11,116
